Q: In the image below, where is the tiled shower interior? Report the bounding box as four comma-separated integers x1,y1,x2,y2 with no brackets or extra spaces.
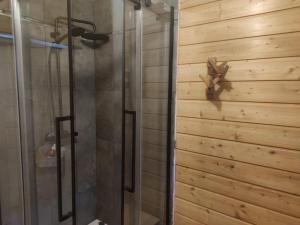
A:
0,0,172,225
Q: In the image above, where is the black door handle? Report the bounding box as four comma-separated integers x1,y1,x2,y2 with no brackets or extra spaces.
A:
125,110,136,193
0,196,2,225
55,116,73,221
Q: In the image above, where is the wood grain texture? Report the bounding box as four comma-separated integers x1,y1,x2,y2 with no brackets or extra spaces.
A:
143,99,167,115
176,182,300,225
143,114,167,130
176,1,300,223
144,48,169,66
175,198,252,225
177,57,300,82
143,143,166,161
143,157,166,177
143,172,165,191
174,213,206,225
179,32,300,64
176,166,300,218
177,81,300,103
142,187,165,207
177,100,300,127
177,117,300,150
144,66,169,83
144,31,169,50
180,0,218,9
176,133,300,172
144,83,168,99
180,7,300,45
180,0,300,27
176,150,300,195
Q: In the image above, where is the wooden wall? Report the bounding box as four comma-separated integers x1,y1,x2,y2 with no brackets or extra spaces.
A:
175,1,300,225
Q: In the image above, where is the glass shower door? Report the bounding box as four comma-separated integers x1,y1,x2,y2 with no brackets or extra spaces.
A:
0,1,24,225
3,0,126,224
124,1,175,225
1,0,175,225
10,0,75,224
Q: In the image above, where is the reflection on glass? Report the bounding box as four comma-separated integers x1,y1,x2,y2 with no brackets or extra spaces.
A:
0,1,24,225
124,1,172,225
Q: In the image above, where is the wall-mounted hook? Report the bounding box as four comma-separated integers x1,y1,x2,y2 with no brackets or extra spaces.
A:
200,57,229,99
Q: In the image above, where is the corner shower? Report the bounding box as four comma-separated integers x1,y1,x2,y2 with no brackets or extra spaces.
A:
37,18,110,167
0,1,177,225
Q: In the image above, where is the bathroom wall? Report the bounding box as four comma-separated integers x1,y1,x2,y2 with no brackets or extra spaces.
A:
176,0,300,225
72,1,97,224
93,1,124,225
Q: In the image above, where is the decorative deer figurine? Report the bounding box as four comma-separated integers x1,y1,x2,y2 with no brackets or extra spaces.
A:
200,58,229,99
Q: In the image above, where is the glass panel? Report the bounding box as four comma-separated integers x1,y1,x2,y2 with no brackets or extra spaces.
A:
124,1,173,225
11,0,72,224
0,1,24,224
141,2,171,225
72,0,124,224
124,1,138,225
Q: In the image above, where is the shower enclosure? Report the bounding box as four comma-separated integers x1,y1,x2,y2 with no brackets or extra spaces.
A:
0,0,177,225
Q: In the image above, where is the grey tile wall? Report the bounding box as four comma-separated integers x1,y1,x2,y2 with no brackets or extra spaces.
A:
93,1,124,225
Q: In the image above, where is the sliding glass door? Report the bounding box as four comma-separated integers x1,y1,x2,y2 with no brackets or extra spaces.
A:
123,1,176,225
11,0,74,224
0,1,24,225
0,0,176,225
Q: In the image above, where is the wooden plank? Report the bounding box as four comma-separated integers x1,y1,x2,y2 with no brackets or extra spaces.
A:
144,66,169,83
179,32,300,64
143,172,165,191
144,83,168,99
180,7,300,45
0,15,11,33
142,187,165,207
180,0,300,27
180,0,218,9
143,143,166,162
177,100,300,127
144,31,169,50
143,99,167,115
143,201,163,219
175,198,252,225
143,157,166,177
176,182,300,225
176,166,300,218
177,57,300,82
174,213,206,225
144,48,169,67
176,150,300,195
177,117,300,151
176,133,300,172
143,114,167,130
143,128,166,146
177,81,300,104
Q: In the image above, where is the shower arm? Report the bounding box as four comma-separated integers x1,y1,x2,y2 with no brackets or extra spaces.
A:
52,17,97,43
54,17,96,32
